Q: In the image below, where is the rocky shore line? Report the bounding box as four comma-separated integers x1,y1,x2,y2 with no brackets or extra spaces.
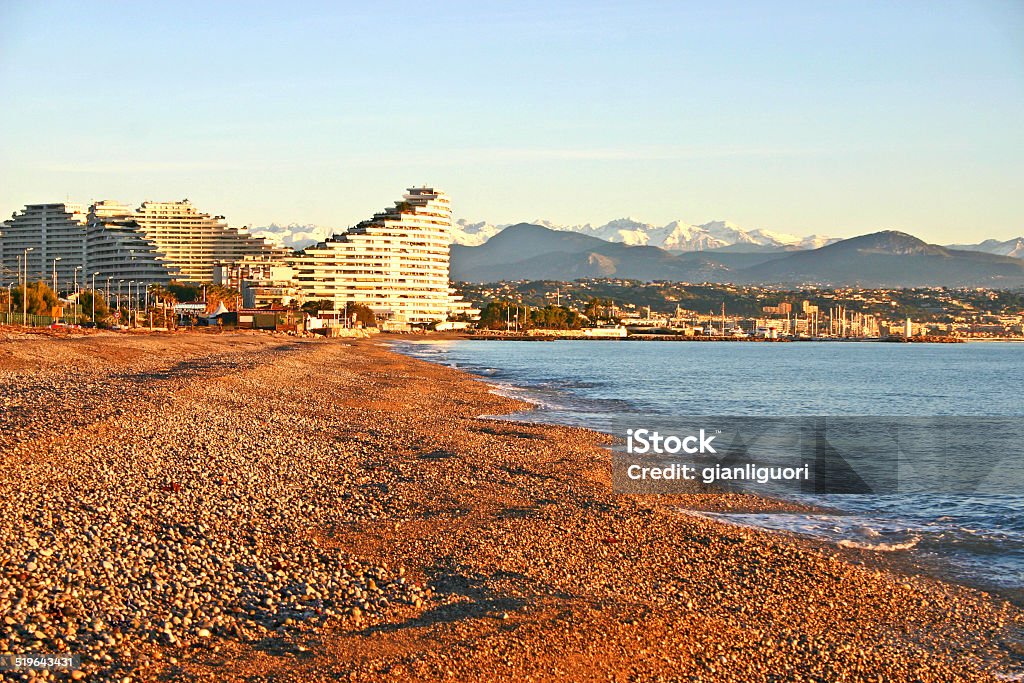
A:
1,330,1022,682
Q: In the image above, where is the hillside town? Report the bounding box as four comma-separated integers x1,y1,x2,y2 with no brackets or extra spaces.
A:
457,280,1024,340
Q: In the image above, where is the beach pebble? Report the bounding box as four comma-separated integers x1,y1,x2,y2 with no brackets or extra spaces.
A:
0,331,1015,683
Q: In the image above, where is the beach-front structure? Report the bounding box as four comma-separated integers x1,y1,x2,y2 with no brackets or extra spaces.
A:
1,199,291,289
86,201,176,285
294,187,469,324
213,257,303,308
131,200,288,283
0,203,89,290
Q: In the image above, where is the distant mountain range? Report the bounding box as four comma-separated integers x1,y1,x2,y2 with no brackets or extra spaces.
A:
450,224,1024,288
250,223,335,249
947,237,1024,259
450,217,836,251
253,218,1023,262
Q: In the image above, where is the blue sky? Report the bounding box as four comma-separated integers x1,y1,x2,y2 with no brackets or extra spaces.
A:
1,0,1021,242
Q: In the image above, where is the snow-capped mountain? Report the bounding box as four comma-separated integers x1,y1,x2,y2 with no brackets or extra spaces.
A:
250,223,336,250
255,219,504,249
252,217,838,253
511,217,837,252
948,237,1024,259
449,219,503,247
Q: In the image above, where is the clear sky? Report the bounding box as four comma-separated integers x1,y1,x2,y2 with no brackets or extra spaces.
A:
1,1,1021,242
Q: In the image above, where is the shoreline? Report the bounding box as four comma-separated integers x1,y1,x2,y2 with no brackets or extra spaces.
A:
391,337,1024,608
1,330,1022,681
461,334,973,343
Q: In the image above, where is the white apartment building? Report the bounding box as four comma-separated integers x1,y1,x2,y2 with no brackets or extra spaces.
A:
132,200,289,283
294,187,462,324
1,199,292,290
0,203,88,290
86,201,176,286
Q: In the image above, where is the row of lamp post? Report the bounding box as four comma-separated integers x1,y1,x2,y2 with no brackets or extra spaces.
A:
8,252,163,328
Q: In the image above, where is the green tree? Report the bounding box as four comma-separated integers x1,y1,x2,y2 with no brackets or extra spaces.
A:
144,286,177,329
584,297,612,321
78,289,111,323
167,282,240,311
301,299,333,315
530,305,584,330
477,301,513,330
206,284,241,311
12,281,60,316
168,282,202,303
149,285,178,306
346,303,377,328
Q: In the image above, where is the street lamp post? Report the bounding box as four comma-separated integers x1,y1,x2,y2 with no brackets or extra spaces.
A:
129,281,135,327
15,255,20,324
52,257,62,323
23,247,34,325
74,266,82,324
92,272,99,324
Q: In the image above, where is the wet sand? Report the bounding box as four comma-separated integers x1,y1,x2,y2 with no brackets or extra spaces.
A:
0,329,1021,682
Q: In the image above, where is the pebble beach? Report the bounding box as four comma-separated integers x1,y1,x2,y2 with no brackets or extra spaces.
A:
1,329,1022,682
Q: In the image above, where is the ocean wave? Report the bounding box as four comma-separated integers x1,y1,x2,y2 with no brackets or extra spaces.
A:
485,384,560,411
837,537,920,552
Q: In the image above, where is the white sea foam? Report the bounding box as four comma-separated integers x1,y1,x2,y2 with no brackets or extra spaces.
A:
837,537,920,552
687,510,923,553
995,672,1024,682
485,384,558,411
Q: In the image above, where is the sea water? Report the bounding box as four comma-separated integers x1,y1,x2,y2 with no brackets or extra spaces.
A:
397,339,1024,598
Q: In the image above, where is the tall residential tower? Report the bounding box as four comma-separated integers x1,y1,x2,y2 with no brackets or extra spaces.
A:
131,200,289,283
86,201,176,285
294,188,457,324
0,203,88,289
1,199,291,289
